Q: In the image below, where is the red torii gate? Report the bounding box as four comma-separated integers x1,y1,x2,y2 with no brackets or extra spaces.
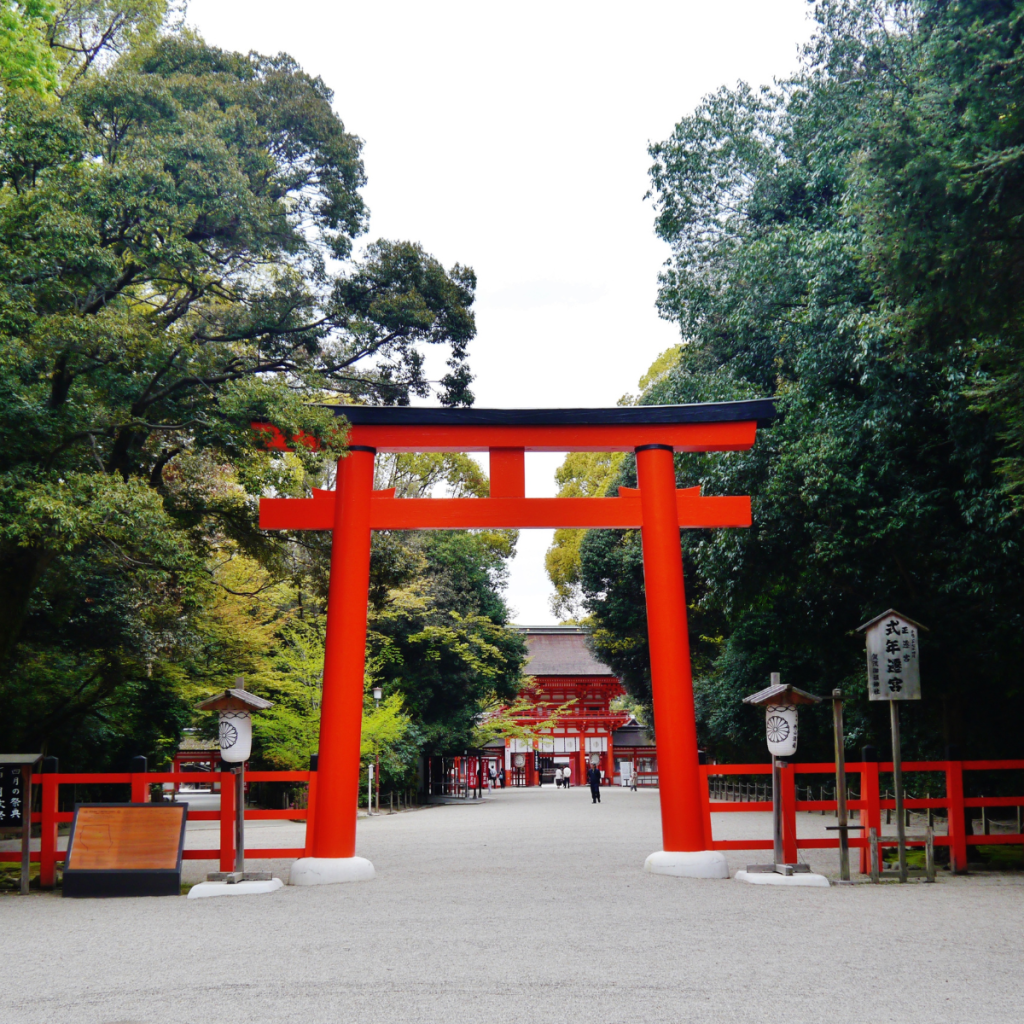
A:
257,400,774,883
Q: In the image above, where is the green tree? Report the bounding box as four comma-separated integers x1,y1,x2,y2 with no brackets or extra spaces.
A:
367,529,526,754
0,8,480,766
832,0,1024,498
579,0,1024,763
0,2,59,94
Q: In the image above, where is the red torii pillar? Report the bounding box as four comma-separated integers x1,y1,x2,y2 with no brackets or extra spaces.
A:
291,446,377,883
636,444,724,875
257,403,771,883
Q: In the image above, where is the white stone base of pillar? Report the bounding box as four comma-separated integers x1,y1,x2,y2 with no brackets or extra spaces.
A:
289,856,375,886
644,850,730,878
734,869,830,887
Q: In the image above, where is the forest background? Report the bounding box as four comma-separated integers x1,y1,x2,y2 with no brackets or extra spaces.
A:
548,0,1024,765
0,0,527,793
3,1,1024,786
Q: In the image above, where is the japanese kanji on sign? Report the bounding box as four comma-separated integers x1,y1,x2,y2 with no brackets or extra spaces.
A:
859,609,926,702
857,609,929,883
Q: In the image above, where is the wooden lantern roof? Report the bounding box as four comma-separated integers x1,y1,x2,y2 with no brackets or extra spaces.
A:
195,688,273,713
742,683,822,707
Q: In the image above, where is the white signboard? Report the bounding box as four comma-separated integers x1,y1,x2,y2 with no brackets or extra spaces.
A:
864,613,921,701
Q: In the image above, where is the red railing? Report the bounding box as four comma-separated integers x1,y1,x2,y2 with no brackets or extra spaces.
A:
7,760,1022,886
0,770,315,888
702,760,1024,873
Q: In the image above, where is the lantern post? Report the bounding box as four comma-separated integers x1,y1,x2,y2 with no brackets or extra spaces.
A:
735,674,829,886
188,683,281,897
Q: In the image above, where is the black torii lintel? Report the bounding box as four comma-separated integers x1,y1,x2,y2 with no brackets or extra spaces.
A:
322,398,778,428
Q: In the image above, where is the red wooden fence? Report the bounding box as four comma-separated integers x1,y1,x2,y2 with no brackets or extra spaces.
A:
5,760,1022,887
703,759,1024,873
0,770,315,888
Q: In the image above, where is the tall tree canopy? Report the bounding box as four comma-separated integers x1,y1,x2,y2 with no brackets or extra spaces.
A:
0,2,488,766
572,0,1024,764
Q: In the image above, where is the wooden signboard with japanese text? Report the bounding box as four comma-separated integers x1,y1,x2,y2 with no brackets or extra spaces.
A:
0,763,27,828
864,612,922,701
63,803,187,897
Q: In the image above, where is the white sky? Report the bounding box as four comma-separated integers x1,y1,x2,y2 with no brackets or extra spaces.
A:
189,0,815,622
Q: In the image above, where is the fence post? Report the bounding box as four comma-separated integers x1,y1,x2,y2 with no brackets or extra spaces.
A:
700,767,713,849
859,746,880,876
304,754,318,857
781,761,798,864
945,751,968,874
130,755,148,803
219,766,235,872
39,757,59,890
869,827,880,883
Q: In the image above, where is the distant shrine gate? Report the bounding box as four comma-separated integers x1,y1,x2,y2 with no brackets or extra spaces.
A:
257,401,773,881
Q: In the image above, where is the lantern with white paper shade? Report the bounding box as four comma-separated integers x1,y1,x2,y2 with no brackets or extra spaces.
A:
743,675,822,758
735,676,831,886
188,685,280,895
218,711,252,762
195,687,273,763
764,705,799,757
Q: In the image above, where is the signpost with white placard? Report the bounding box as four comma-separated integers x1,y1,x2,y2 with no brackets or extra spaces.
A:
857,609,928,882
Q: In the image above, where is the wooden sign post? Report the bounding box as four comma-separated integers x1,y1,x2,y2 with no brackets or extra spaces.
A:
858,609,928,883
0,754,42,894
831,691,852,882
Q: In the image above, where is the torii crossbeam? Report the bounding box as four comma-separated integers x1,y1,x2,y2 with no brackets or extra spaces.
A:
257,400,774,883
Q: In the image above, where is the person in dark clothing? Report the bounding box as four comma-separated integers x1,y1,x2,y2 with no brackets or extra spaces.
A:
587,765,602,803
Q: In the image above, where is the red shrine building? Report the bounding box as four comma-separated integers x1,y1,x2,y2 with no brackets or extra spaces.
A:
491,626,658,787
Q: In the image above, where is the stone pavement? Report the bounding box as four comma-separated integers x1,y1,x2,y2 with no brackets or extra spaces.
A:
3,785,1023,1024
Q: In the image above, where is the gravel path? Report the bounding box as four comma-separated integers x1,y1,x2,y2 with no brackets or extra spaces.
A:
3,785,1022,1024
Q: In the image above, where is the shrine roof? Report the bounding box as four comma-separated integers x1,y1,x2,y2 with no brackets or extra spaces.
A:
518,626,616,678
178,733,219,752
612,717,655,748
327,399,777,427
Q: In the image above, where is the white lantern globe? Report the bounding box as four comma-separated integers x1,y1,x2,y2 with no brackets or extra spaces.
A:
764,705,798,757
195,685,274,765
219,711,252,763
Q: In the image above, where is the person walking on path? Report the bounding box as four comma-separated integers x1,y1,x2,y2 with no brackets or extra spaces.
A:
587,764,602,803
562,764,571,789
